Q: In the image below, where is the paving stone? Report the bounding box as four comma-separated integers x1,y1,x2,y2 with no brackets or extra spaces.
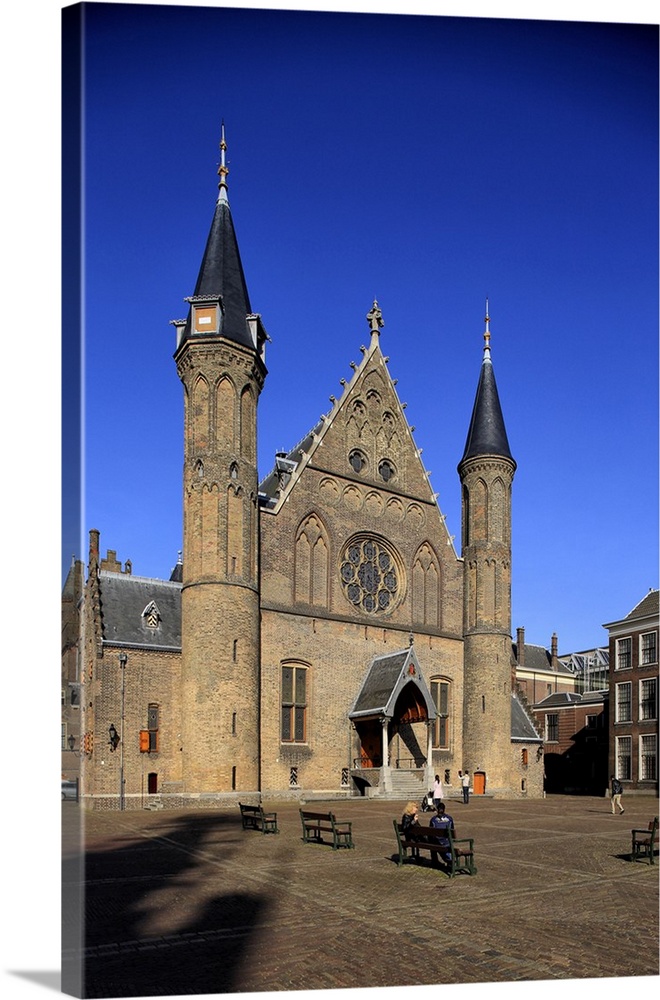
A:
61,794,659,997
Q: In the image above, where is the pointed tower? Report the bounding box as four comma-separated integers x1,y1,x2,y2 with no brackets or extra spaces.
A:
173,128,268,793
458,304,516,794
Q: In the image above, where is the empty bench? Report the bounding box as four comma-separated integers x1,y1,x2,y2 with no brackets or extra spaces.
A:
393,821,477,877
631,817,658,864
239,802,279,834
299,809,354,849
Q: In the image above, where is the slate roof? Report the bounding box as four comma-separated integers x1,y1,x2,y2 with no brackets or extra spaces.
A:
459,349,514,466
259,421,323,502
624,588,659,621
511,694,542,741
603,588,659,630
98,572,182,651
349,647,436,721
534,691,583,709
513,642,573,675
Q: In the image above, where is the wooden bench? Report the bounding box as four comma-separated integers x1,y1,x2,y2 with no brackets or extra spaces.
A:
239,802,279,834
299,809,354,849
631,816,658,864
393,821,477,877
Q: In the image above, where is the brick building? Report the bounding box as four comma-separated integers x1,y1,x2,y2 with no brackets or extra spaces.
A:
512,627,576,705
532,690,609,795
604,588,659,795
61,556,83,787
70,133,544,809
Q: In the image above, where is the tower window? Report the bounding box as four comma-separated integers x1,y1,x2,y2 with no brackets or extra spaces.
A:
140,704,160,753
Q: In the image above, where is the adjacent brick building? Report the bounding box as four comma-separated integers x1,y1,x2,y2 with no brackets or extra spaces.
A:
604,588,659,795
71,132,544,808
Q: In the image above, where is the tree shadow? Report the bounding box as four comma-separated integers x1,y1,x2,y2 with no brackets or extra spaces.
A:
63,812,270,998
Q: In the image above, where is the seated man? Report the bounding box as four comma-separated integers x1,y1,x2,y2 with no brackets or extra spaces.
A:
429,803,455,864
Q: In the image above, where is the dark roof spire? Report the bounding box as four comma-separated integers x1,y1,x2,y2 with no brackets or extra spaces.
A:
459,302,515,469
186,125,254,349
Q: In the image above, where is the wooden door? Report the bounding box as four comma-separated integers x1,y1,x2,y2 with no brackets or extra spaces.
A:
473,770,486,794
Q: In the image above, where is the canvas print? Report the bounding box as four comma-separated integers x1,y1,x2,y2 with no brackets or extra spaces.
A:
61,3,658,998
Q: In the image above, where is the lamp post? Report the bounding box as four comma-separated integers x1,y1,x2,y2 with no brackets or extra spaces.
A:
119,652,128,810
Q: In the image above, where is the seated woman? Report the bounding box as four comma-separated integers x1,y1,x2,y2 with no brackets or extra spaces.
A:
401,801,420,832
401,801,422,857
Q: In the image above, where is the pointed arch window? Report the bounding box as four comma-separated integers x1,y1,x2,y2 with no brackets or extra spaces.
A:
281,663,308,743
294,514,329,608
430,678,451,749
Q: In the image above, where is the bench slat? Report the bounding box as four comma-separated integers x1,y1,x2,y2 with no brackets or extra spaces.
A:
300,809,354,849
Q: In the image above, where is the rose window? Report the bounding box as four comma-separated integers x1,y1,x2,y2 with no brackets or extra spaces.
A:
339,537,400,615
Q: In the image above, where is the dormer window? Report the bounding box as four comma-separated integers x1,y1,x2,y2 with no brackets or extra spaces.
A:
187,294,223,336
142,601,161,630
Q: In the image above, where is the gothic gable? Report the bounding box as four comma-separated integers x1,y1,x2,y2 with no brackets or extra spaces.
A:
258,308,462,633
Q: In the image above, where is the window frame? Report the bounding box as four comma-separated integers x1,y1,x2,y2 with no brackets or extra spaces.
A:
430,677,451,750
639,733,658,781
546,714,559,742
615,681,632,724
615,735,632,780
639,677,658,722
640,631,658,666
281,662,308,744
615,636,632,670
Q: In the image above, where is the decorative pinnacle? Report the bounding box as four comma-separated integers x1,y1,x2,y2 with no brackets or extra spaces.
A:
483,298,491,357
367,299,384,337
217,122,229,202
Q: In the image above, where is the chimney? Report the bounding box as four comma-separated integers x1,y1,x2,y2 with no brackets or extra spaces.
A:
551,633,558,670
88,529,100,571
516,626,525,667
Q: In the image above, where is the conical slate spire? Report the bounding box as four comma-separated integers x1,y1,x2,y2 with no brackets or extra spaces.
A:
459,303,515,467
187,126,254,349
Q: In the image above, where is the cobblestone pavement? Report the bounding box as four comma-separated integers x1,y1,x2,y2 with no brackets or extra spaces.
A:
62,794,659,998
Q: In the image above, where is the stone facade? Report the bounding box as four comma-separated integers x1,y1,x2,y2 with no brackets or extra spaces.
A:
71,143,545,808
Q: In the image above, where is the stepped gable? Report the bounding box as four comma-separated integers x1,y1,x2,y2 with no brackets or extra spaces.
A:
511,694,542,741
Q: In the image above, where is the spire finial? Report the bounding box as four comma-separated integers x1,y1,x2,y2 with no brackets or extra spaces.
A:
217,122,229,203
483,298,491,358
367,299,384,338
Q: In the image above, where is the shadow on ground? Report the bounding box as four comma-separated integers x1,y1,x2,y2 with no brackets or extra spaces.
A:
62,812,268,998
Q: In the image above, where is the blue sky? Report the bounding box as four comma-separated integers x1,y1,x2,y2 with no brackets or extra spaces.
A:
69,2,658,655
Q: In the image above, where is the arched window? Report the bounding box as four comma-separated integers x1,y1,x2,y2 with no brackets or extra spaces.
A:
294,514,329,607
430,678,451,749
281,663,308,743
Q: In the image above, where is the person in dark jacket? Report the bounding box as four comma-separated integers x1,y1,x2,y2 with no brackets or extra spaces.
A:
429,803,455,864
610,775,625,814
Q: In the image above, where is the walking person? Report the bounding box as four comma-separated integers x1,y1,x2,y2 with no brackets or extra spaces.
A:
432,773,444,810
461,769,470,804
610,774,624,814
